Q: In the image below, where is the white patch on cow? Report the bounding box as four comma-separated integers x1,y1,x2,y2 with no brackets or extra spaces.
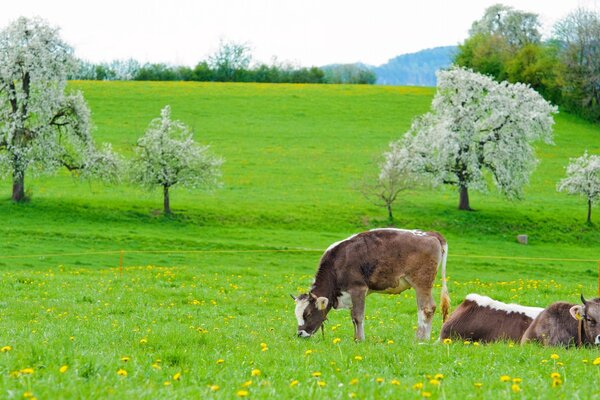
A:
336,291,353,309
370,228,427,236
295,298,309,326
298,330,311,338
326,234,359,252
466,293,544,319
595,335,600,345
417,309,426,329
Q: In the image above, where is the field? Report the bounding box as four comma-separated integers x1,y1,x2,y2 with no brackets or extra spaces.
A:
1,81,599,399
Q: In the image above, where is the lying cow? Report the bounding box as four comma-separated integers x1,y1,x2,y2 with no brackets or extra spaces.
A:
440,294,543,343
292,228,449,341
521,295,600,347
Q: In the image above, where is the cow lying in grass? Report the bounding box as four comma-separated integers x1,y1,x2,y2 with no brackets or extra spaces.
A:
521,295,600,347
440,294,543,343
292,228,449,341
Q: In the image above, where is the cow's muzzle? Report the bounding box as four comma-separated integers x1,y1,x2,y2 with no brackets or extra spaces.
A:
297,330,311,338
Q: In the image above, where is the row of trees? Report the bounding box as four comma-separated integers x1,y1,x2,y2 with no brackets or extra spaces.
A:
72,41,375,85
0,17,221,213
369,66,599,224
455,4,600,123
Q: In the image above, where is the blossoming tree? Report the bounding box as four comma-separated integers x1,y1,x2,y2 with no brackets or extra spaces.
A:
130,105,223,214
387,66,557,210
557,152,600,224
0,17,119,201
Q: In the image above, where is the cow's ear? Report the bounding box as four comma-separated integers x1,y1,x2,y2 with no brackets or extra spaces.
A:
569,305,583,321
316,297,329,311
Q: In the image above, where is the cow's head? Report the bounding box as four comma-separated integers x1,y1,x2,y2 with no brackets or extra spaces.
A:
569,294,600,345
292,293,329,338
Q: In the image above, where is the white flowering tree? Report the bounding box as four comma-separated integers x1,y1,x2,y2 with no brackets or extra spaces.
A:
130,106,223,215
557,152,600,224
0,17,119,202
389,66,557,210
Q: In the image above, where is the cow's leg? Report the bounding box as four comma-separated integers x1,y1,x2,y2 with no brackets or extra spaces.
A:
349,288,367,341
414,288,436,341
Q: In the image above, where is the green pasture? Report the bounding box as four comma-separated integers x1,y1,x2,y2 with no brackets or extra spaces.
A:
1,82,599,399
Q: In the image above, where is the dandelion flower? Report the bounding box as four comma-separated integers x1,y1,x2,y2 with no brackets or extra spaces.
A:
500,375,511,382
59,365,68,373
550,372,561,380
429,379,440,385
317,380,326,387
305,349,313,356
120,356,130,362
173,372,181,381
152,363,161,370
1,346,12,352
413,382,424,390
354,355,363,361
311,371,322,377
391,379,400,385
332,338,341,344
216,358,225,365
210,385,220,391
251,369,261,377
443,338,452,345
164,381,171,386
242,380,253,387
20,368,34,375
512,378,522,384
463,340,471,345
511,384,521,393
139,338,148,345
473,341,480,346
592,357,600,366
349,378,359,385
23,392,34,399
422,391,432,397
117,369,127,377
387,340,394,344
552,378,562,387
474,382,483,388
434,373,444,380
236,390,249,397
376,377,384,383
550,354,560,360
290,380,299,387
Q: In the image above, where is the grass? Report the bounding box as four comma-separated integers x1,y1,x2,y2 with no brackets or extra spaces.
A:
1,81,599,399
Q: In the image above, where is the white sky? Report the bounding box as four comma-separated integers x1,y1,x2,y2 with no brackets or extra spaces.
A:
1,0,596,67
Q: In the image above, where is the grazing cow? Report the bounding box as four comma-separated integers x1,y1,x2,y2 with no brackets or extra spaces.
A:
440,294,543,343
521,295,600,347
292,228,449,341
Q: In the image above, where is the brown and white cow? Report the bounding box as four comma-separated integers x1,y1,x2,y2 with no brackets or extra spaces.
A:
521,295,600,347
440,294,543,343
292,228,449,341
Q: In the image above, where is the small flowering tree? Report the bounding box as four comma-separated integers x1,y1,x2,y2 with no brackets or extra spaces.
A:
390,66,557,210
557,152,600,224
0,17,119,201
130,105,223,214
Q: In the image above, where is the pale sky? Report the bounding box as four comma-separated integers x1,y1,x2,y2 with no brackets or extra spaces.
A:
1,0,596,67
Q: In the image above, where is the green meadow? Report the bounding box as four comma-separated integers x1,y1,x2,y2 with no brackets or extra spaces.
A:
1,81,599,399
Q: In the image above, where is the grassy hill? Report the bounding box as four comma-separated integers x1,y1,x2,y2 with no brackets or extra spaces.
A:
1,82,599,398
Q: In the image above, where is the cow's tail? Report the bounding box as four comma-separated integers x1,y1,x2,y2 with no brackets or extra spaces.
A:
439,242,450,322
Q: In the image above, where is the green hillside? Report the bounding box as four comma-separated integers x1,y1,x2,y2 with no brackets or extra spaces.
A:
1,82,599,399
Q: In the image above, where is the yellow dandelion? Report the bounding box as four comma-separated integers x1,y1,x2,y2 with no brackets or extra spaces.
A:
463,340,471,345
391,379,400,385
550,372,561,379
422,391,432,398
23,391,34,398
434,373,444,380
317,380,326,387
305,349,313,356
117,369,127,377
59,365,68,373
216,358,225,365
120,356,130,362
550,354,560,360
290,380,299,387
242,380,253,387
236,390,249,397
592,357,600,366
552,378,562,387
413,382,424,390
349,392,356,398
139,338,148,345
210,385,220,391
349,378,359,385
512,377,522,384
387,339,394,344
443,338,452,345
20,368,34,375
429,379,441,385
583,359,589,364
251,369,261,377
473,341,480,346
354,355,363,361
333,338,341,344
164,381,171,386
173,372,181,381
557,362,564,366
474,382,483,388
500,375,511,382
1,346,12,352
511,384,521,393
311,371,321,377
376,377,384,383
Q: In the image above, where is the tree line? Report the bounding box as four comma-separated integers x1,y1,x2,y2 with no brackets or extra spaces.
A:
71,41,376,85
454,4,600,124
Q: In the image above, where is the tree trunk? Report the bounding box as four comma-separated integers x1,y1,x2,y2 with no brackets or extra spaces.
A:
386,203,394,226
458,184,472,211
587,198,592,224
11,169,25,202
163,185,171,215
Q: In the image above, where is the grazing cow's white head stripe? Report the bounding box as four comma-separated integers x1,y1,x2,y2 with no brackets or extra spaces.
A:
466,293,544,319
295,298,309,326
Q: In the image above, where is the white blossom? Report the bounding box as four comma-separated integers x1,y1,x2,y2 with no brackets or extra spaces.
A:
130,105,223,213
387,66,557,209
557,151,600,223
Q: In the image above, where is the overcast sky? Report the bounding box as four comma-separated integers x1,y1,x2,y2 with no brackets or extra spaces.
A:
1,0,596,67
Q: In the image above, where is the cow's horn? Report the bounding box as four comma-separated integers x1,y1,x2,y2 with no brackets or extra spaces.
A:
581,294,587,304
290,294,297,301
